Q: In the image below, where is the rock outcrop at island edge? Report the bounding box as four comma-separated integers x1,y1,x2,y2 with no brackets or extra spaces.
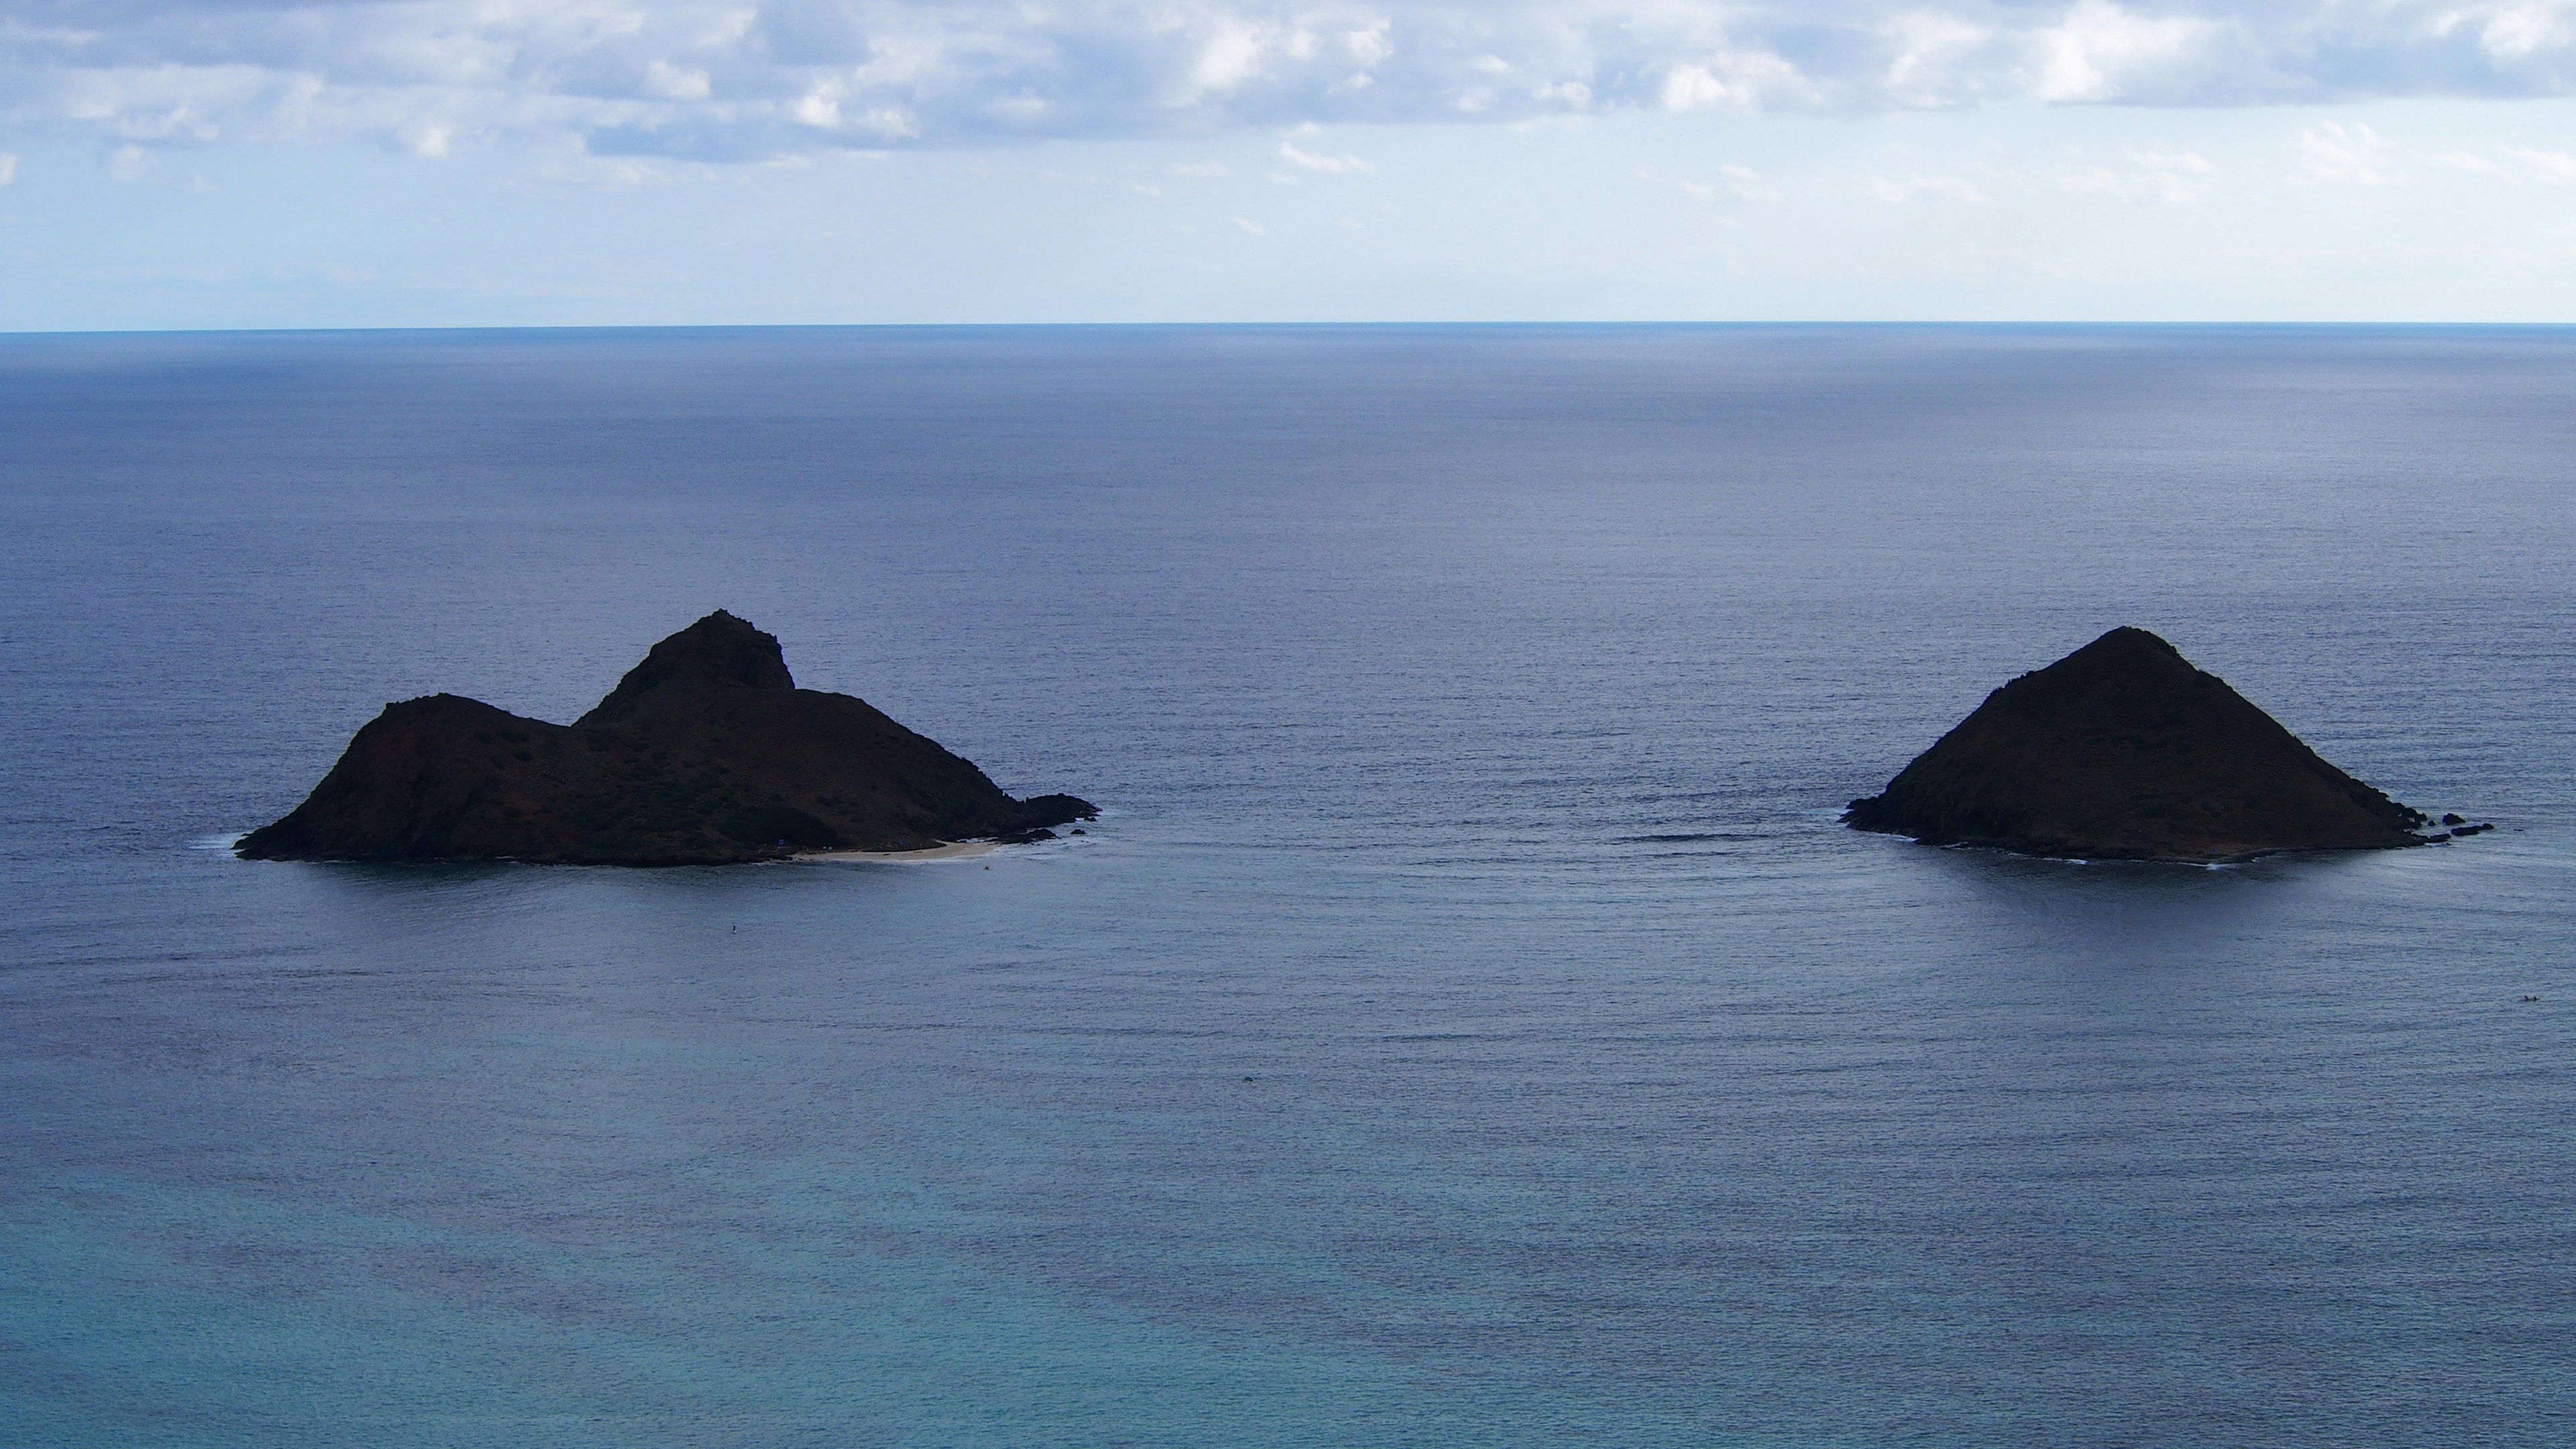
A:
1845,627,2428,862
237,611,1094,864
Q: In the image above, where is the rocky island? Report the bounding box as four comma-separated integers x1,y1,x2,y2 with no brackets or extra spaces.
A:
1846,627,2434,862
237,611,1095,864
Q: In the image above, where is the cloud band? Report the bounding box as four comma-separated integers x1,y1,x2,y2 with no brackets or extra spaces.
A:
8,1,2576,162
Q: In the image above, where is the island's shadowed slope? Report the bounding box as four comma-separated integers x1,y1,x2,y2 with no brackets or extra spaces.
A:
237,611,1093,863
1846,627,2426,861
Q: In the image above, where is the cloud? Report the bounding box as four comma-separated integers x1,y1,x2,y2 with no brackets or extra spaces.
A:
0,152,14,186
2033,1,2223,103
1644,159,1781,203
2050,146,2212,201
10,1,2576,164
1279,138,1369,172
2298,121,2390,184
2476,2,2576,60
2428,144,2576,180
1868,173,1987,203
106,142,158,181
2507,144,2576,178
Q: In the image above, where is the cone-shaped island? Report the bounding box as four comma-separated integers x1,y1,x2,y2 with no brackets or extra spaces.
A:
238,611,1094,865
1845,627,2428,862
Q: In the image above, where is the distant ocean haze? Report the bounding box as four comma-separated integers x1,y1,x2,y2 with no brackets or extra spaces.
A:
1,325,2571,1446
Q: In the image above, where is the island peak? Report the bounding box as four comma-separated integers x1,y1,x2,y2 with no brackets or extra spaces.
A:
1845,627,2428,862
576,608,796,726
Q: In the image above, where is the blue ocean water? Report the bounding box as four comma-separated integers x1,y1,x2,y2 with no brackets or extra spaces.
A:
2,325,2573,1446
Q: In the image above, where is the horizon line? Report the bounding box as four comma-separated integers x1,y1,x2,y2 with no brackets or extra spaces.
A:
10,319,2576,339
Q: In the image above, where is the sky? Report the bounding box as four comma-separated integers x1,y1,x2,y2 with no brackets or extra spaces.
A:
5,1,2576,327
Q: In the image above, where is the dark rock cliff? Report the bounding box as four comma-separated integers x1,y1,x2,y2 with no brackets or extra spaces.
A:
237,611,1094,864
1845,627,2426,862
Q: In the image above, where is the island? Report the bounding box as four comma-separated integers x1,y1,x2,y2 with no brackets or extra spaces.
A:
1845,627,2433,862
237,610,1095,864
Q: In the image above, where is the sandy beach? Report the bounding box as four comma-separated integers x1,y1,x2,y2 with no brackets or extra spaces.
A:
794,840,1003,863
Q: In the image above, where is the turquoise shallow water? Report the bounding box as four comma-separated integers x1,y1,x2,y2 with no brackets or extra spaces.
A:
3,325,2574,1444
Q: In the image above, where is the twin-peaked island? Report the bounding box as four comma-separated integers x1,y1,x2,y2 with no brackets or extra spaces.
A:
238,611,1093,865
242,614,2465,867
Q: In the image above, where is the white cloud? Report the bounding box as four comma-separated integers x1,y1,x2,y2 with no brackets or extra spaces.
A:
1881,13,1998,103
1169,160,1232,176
1658,52,1809,114
2508,145,2576,178
1279,139,1369,172
2065,156,2209,201
0,153,15,187
1232,214,1266,233
1721,162,1783,201
2432,149,2507,174
857,107,921,140
1186,23,1273,99
1868,172,1987,203
2477,2,2576,59
1660,66,1733,112
2298,121,2390,184
2035,1,2221,103
107,144,158,182
793,87,845,129
644,61,713,102
1654,160,1782,203
2050,146,2212,201
2131,146,2213,174
537,153,667,188
400,121,455,158
7,1,2576,164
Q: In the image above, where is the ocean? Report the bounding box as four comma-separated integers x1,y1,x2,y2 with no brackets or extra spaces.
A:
2,325,2571,1445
